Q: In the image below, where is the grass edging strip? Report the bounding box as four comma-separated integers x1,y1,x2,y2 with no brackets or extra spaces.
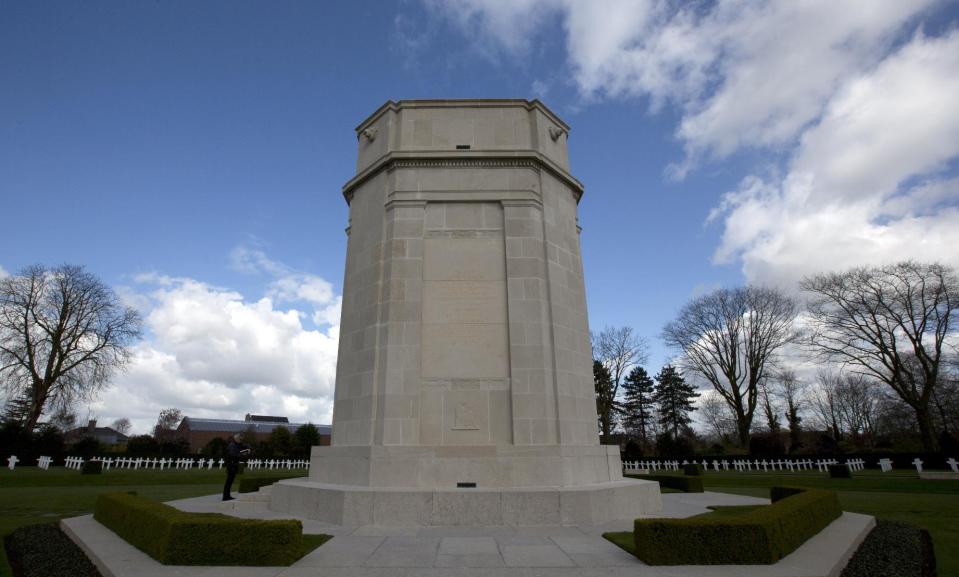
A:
94,492,321,565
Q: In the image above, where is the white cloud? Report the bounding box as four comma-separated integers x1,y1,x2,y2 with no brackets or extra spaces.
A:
229,244,341,326
428,0,959,287
426,0,559,60
712,30,959,286
430,1,933,164
90,256,340,436
229,245,286,276
0,265,8,279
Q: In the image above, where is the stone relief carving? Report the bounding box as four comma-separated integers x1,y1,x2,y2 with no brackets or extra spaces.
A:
452,401,481,430
359,127,378,142
548,125,566,141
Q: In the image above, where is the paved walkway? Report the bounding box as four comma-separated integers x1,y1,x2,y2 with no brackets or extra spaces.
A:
61,492,874,577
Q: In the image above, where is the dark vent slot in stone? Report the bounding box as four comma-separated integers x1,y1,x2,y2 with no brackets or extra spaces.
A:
457,482,477,488
456,144,471,150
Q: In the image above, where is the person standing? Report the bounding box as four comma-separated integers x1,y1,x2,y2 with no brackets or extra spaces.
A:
222,433,250,501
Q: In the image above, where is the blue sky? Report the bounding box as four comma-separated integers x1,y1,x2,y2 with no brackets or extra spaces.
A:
3,1,958,434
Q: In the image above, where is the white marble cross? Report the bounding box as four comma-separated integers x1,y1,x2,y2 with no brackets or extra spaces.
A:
878,458,893,472
7,455,19,470
947,458,958,473
912,458,923,473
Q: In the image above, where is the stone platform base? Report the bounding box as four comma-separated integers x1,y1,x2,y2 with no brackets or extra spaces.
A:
268,478,661,526
308,444,630,489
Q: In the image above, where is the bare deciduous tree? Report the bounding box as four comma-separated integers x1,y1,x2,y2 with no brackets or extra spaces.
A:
0,264,142,430
801,261,958,451
759,379,781,434
810,372,844,441
153,408,183,443
812,371,881,446
772,369,806,452
834,375,880,442
592,326,647,440
932,360,959,435
699,391,736,444
111,417,132,436
662,286,798,447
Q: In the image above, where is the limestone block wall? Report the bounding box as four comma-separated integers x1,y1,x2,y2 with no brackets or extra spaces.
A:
354,99,570,174
332,100,596,450
332,170,387,446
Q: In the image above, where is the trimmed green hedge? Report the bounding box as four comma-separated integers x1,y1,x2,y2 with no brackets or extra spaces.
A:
683,463,705,476
632,474,704,493
238,474,301,494
94,492,302,565
633,486,842,565
770,485,806,502
829,464,852,478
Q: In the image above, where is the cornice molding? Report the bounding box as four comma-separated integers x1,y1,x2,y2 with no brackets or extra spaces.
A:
355,99,570,133
342,150,584,205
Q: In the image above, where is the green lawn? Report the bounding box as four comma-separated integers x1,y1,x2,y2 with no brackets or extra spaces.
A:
628,469,959,575
0,467,305,577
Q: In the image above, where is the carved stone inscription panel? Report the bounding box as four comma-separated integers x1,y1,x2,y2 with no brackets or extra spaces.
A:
422,281,507,325
421,219,509,381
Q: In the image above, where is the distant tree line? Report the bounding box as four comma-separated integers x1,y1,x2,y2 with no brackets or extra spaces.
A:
597,261,959,458
0,405,324,463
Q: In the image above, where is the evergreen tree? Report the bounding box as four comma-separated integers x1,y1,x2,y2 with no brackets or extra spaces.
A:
621,366,655,450
653,365,699,439
593,360,617,442
293,423,322,459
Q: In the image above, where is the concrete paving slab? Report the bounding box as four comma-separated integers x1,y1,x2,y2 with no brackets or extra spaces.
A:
439,537,500,555
500,544,574,567
353,525,421,537
61,491,875,577
435,553,506,567
493,535,552,546
418,526,516,538
365,536,441,567
511,526,590,537
278,568,410,577
406,570,471,577
293,535,384,567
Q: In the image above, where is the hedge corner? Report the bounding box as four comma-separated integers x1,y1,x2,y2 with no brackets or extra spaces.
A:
632,486,841,565
93,492,306,566
828,464,852,478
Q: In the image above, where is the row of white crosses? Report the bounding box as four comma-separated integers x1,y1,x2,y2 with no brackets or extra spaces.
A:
64,456,85,469
87,456,310,470
5,455,310,471
846,458,866,471
623,456,957,474
243,459,310,470
623,460,683,472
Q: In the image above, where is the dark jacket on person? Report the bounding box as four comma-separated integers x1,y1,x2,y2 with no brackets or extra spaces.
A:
225,439,248,470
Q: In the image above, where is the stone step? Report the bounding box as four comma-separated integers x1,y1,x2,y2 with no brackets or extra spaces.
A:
238,490,271,503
